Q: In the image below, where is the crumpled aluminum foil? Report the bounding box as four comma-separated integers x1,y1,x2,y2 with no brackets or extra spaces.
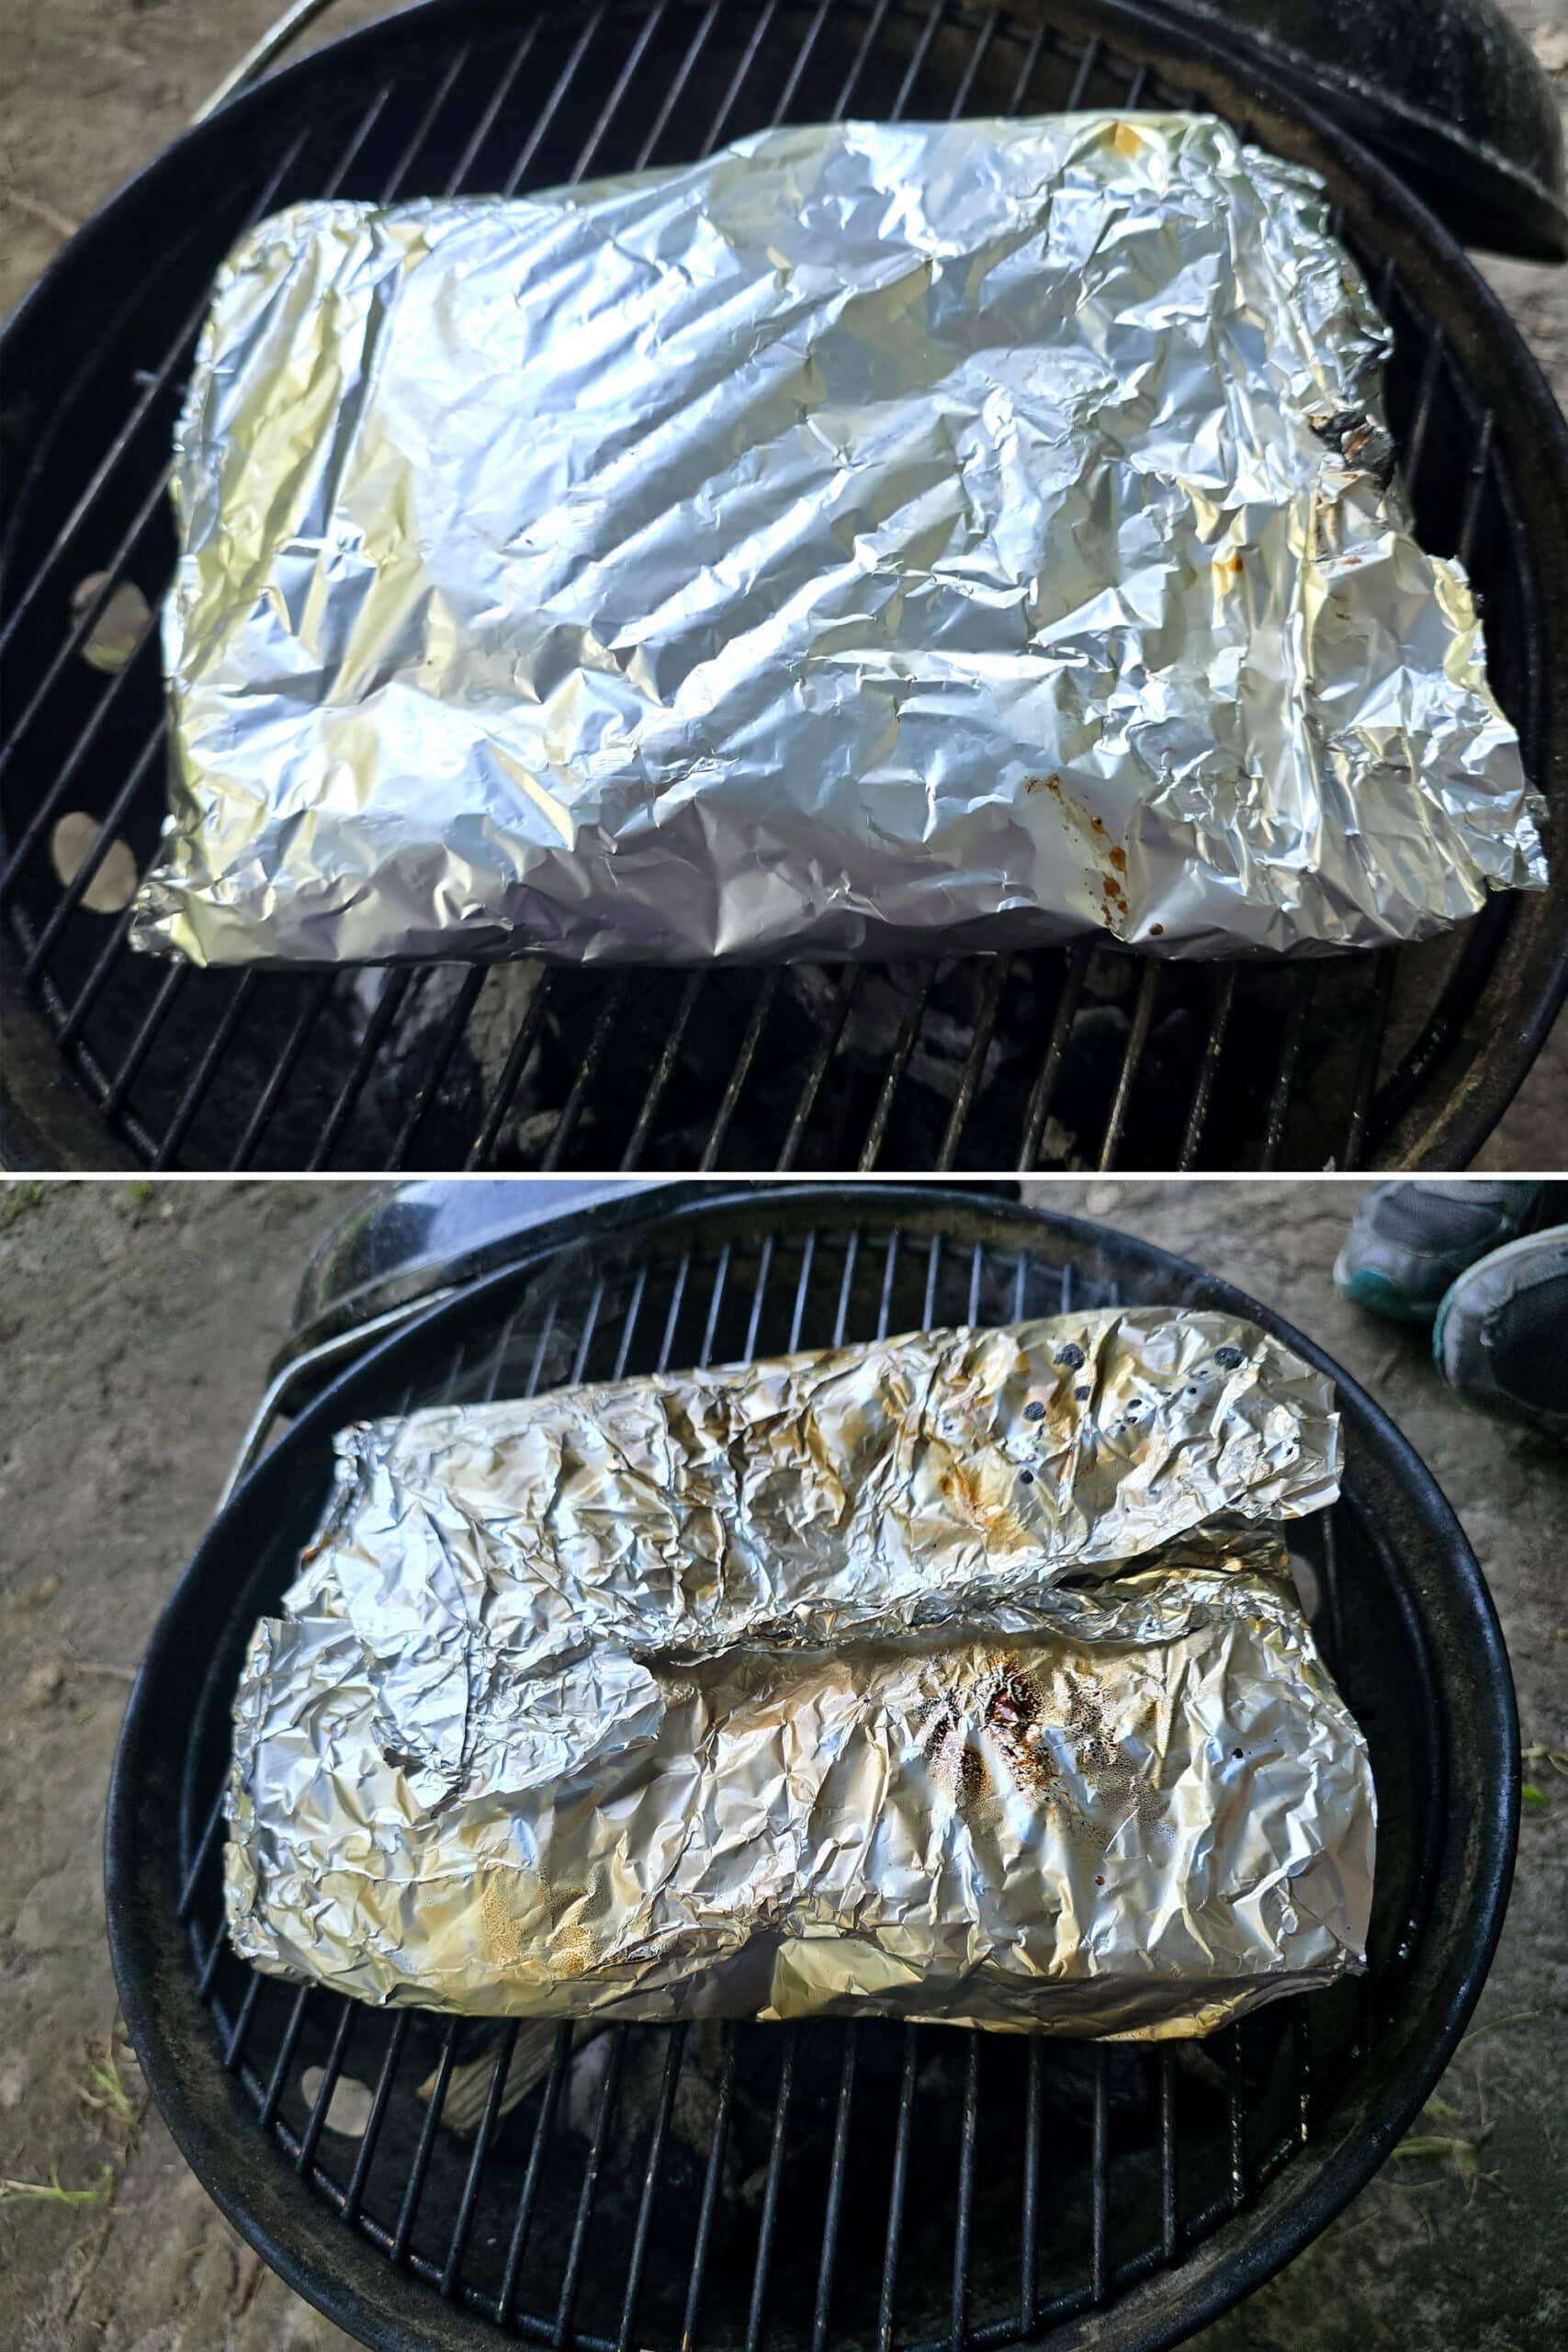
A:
226,1311,1374,2037
131,110,1544,969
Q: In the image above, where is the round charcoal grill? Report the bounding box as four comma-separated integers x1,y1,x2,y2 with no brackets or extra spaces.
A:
6,1,1567,1176
107,1183,1517,2352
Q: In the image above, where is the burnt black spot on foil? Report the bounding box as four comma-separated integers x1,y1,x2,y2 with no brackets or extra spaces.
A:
1024,1400,1046,1421
1075,1385,1091,1400
1214,1346,1245,1370
1054,1343,1086,1369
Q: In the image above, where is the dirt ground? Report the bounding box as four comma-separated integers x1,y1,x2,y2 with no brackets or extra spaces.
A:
0,1174,1563,2350
1,0,1567,1168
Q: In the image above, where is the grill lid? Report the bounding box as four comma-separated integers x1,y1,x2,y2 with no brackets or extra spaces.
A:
1145,0,1568,258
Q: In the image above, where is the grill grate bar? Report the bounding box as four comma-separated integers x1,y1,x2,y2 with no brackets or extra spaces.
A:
698,970,780,1170
858,970,934,1170
260,1986,310,2132
1089,2048,1109,2304
554,2028,630,2345
179,1785,228,1919
1018,946,1088,1168
620,973,704,1169
1226,2031,1247,2212
966,1237,984,1323
467,967,554,1169
877,2025,921,2352
811,2023,859,2352
441,2020,520,2298
700,0,782,158
657,1248,694,1370
498,2024,574,2325
938,956,1010,1170
102,966,186,1118
570,0,671,182
1159,2046,1179,2261
1404,331,1448,488
1259,973,1314,1169
681,2028,738,2352
309,971,415,1169
788,1229,818,1351
950,2032,982,2352
636,0,724,164
343,2010,411,2226
384,45,473,204
475,1302,525,1406
616,2025,688,2352
771,0,835,123
1292,2006,1314,2147
570,1272,609,1380
1004,17,1049,109
231,975,334,1168
833,1229,862,1345
1066,37,1103,108
1098,963,1160,1170
835,0,897,117
222,1973,263,2073
743,1232,776,1360
502,4,608,194
1456,411,1498,569
391,969,487,1170
542,974,629,1169
392,2020,459,2262
949,8,1000,114
921,1229,943,1324
297,1999,356,2177
744,2030,798,2352
1341,951,1396,1170
699,1239,732,1363
894,0,949,115
778,971,861,1170
613,1260,651,1378
1179,968,1236,1169
877,1228,901,1335
1018,2036,1043,2331
446,24,543,188
152,975,257,1169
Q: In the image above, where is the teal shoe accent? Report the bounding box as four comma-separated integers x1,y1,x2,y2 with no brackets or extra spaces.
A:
1336,1265,1436,1323
1432,1284,1455,1374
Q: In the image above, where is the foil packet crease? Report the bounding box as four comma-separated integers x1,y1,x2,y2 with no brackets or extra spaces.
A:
226,1310,1375,2037
132,111,1545,969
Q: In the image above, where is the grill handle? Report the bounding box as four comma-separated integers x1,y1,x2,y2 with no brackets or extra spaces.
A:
194,0,361,124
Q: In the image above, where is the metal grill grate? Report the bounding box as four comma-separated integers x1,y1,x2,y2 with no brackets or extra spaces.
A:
108,1187,1513,2352
4,0,1564,1174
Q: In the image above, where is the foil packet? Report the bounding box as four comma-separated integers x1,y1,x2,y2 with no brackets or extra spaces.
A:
226,1311,1374,2037
132,111,1544,970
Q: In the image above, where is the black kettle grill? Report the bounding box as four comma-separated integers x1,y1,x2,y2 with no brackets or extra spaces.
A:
4,0,1568,1176
106,1181,1518,2352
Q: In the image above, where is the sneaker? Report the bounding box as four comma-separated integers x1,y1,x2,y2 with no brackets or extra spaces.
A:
1433,1228,1568,1441
1333,1182,1549,1324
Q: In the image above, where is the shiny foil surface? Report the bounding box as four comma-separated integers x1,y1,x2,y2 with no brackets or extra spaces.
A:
226,1312,1374,2037
131,112,1545,970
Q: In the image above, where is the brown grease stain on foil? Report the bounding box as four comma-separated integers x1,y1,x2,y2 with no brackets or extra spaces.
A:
1029,773,1131,933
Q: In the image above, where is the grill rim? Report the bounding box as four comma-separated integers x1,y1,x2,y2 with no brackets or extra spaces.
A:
3,0,1567,1173
105,1180,1519,2352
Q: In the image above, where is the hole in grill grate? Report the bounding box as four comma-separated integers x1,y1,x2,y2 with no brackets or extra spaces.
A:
4,0,1564,1173
106,1188,1506,2352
